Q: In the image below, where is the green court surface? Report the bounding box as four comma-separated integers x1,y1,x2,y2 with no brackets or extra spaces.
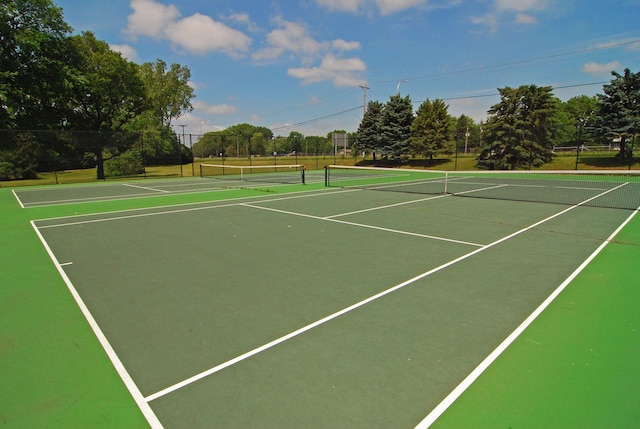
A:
1,173,639,428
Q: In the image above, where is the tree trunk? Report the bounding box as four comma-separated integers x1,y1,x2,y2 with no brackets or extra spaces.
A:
96,150,105,180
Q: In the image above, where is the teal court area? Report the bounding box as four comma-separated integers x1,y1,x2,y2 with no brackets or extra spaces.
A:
4,169,640,428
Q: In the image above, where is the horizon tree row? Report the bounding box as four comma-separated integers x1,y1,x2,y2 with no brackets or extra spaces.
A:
354,69,639,170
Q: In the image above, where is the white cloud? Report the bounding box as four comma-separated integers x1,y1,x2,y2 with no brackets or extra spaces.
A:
125,0,179,39
125,0,251,57
251,46,285,62
582,61,622,76
332,39,362,51
315,0,365,13
315,0,429,15
288,54,367,86
515,13,537,24
375,0,427,15
110,44,138,61
225,12,260,32
253,18,366,86
495,0,550,13
165,13,251,56
266,18,326,57
473,0,551,32
194,101,238,115
471,14,499,33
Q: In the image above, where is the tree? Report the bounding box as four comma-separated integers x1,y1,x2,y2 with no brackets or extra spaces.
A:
592,68,640,160
452,114,480,154
478,85,557,170
286,131,304,154
410,99,451,160
380,94,414,161
553,95,597,149
138,59,194,127
354,101,384,159
0,0,77,178
66,32,147,179
0,0,73,129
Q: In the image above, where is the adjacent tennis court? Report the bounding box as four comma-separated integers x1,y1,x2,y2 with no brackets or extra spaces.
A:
4,167,640,428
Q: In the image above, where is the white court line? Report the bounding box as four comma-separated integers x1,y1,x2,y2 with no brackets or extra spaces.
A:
20,187,233,208
12,189,25,209
324,193,450,219
145,184,627,403
34,188,350,228
122,183,171,193
17,178,304,208
31,221,163,428
243,203,484,247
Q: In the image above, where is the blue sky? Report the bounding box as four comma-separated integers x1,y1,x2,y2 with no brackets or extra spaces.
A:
54,0,640,136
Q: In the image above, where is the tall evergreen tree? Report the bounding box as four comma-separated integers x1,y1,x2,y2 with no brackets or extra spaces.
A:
354,100,384,158
410,99,450,160
380,94,413,161
479,85,557,170
592,68,640,160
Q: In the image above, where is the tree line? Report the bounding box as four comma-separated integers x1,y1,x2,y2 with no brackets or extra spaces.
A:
191,126,353,159
354,70,640,170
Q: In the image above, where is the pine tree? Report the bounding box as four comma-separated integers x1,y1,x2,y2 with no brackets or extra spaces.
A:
592,69,640,160
410,99,451,160
354,101,384,159
380,94,414,161
479,85,556,170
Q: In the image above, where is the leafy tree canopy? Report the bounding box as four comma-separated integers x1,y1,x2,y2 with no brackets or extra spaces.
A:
138,59,194,127
1,0,72,129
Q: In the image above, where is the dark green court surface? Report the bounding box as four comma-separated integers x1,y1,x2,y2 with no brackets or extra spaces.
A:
2,174,639,428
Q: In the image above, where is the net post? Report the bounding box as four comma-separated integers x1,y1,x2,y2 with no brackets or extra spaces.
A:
444,171,449,194
199,163,203,177
302,165,306,185
324,165,329,187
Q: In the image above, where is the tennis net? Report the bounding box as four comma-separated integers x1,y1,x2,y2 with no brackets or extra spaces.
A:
200,163,306,185
324,165,640,210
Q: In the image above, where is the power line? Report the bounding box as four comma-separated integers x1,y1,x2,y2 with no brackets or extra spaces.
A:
270,80,611,133
270,105,363,132
369,39,639,87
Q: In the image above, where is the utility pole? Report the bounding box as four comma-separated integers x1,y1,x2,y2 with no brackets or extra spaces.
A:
359,84,370,116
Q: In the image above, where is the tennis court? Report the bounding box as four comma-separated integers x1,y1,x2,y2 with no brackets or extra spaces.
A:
4,167,640,428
